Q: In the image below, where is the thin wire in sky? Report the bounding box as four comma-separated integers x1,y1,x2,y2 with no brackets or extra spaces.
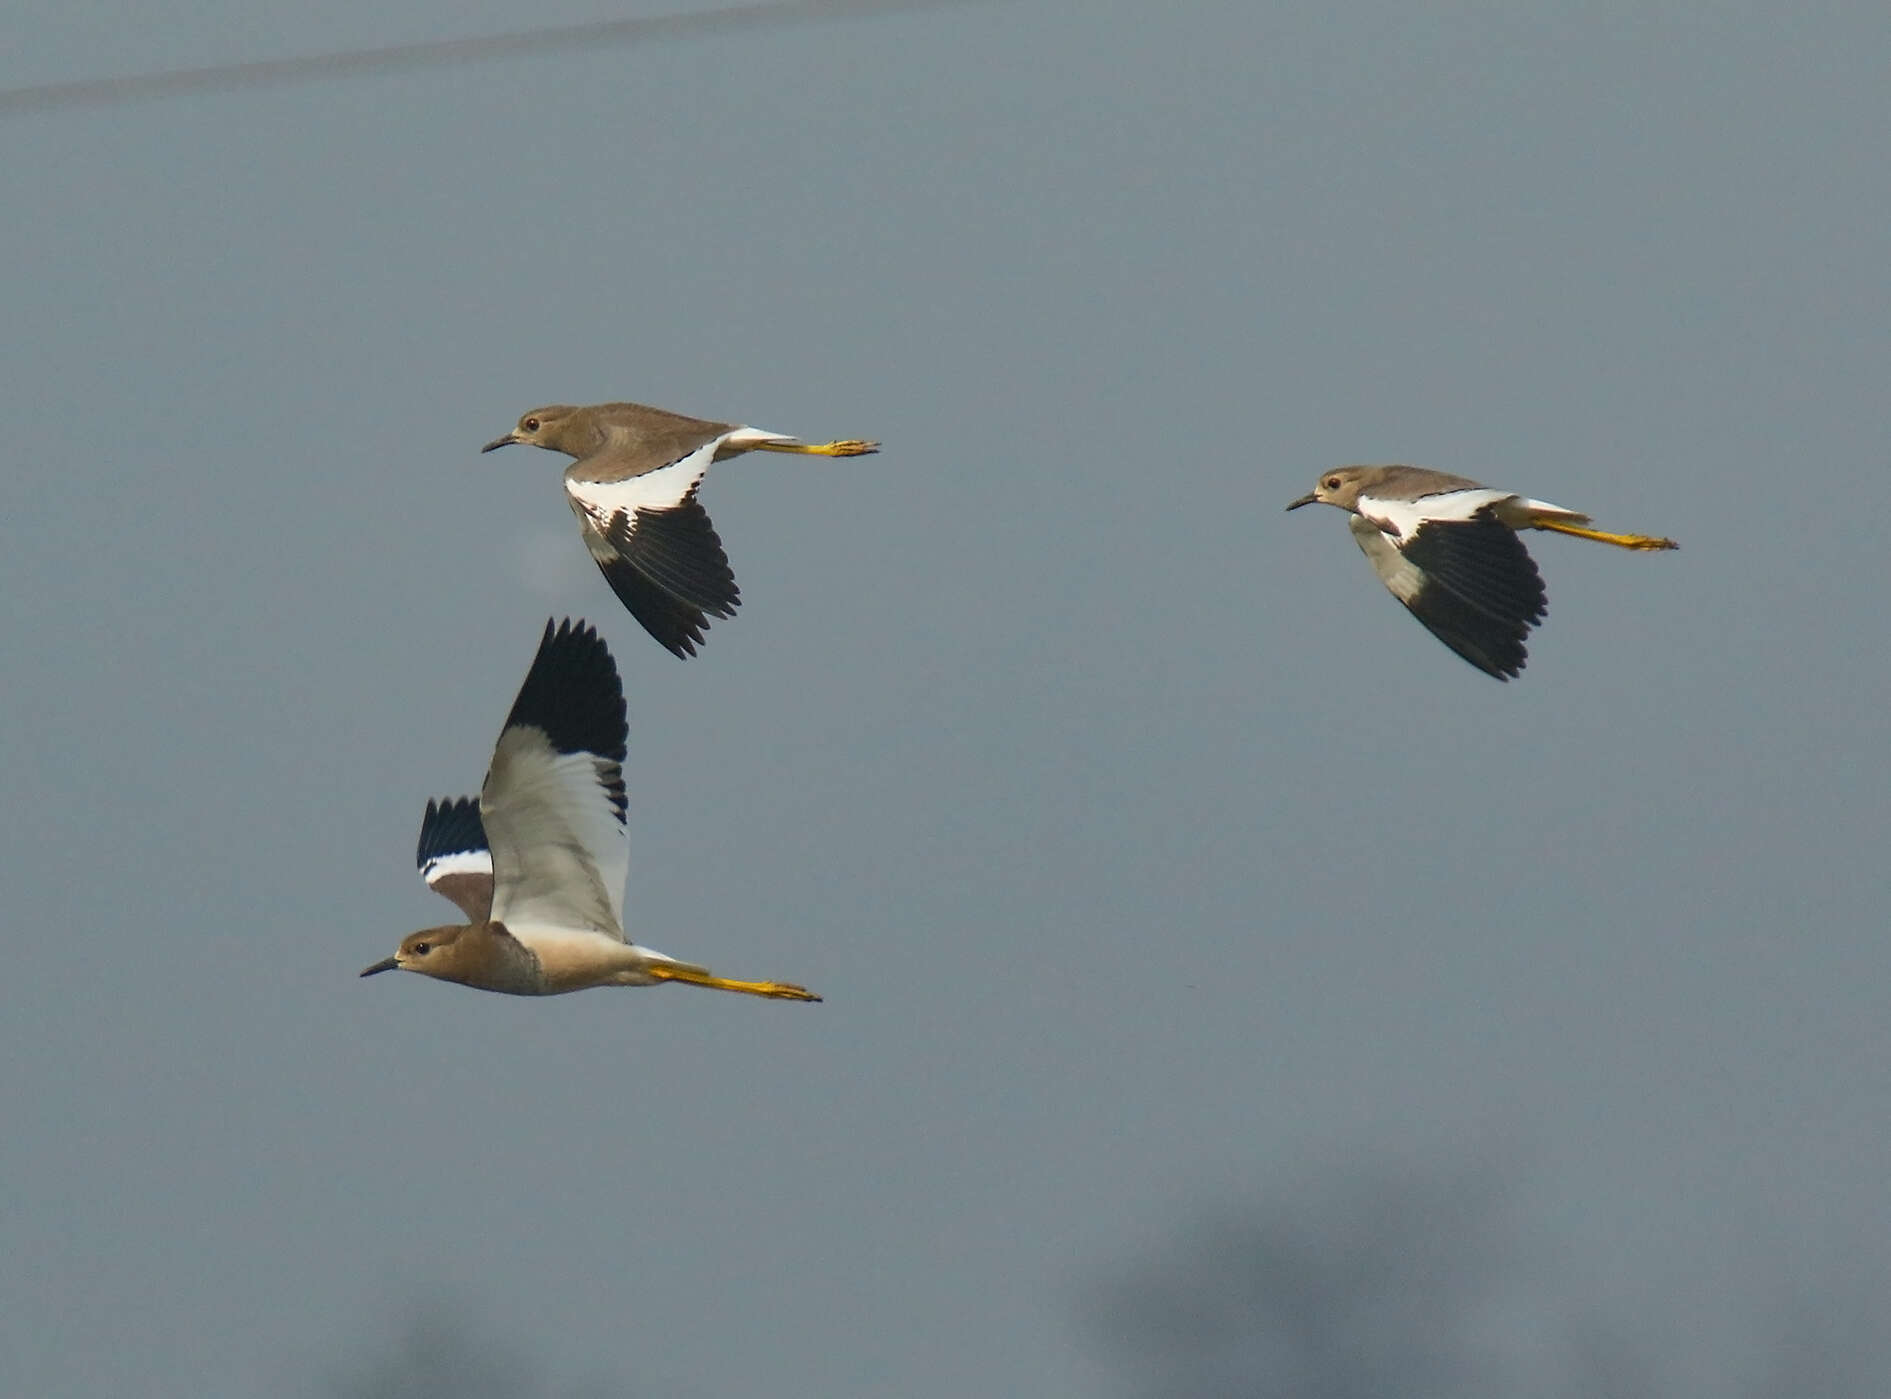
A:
0,0,983,116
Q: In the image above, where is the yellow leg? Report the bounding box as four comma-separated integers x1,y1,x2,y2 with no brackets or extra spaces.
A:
753,438,880,458
646,963,822,1002
1531,518,1678,551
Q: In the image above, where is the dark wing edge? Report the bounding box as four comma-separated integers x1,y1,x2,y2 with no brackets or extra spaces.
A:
604,496,740,617
1401,511,1548,626
1349,512,1545,680
415,795,494,921
1395,513,1547,680
1396,583,1533,680
580,498,741,660
501,618,628,766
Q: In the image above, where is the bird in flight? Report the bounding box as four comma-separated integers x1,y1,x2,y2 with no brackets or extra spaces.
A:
362,617,821,1001
1287,465,1677,680
482,402,878,658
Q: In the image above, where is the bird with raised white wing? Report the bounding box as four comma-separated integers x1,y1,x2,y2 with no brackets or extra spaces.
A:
482,402,878,658
1287,465,1677,680
362,618,820,1001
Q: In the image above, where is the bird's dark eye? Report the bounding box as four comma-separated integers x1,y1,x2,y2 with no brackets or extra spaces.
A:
412,941,430,955
523,418,540,432
1324,477,1341,489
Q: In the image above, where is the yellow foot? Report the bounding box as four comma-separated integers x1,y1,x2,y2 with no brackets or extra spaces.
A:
647,964,823,1002
1533,519,1678,550
757,438,880,458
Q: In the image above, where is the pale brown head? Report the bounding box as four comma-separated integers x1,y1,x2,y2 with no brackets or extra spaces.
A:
360,924,484,986
1285,466,1377,514
480,405,599,459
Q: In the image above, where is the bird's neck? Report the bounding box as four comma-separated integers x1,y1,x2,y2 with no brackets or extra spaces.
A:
452,922,547,996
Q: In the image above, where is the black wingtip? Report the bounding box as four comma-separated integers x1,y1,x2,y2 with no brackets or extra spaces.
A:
603,500,740,616
1396,511,1548,680
415,795,487,870
589,500,741,659
1399,579,1534,680
501,618,628,761
593,555,736,659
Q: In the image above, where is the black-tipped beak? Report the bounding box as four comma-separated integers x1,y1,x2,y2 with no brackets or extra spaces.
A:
1285,491,1319,511
360,957,400,977
480,433,517,454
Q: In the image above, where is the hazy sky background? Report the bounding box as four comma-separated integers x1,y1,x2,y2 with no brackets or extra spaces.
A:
3,2,1887,1394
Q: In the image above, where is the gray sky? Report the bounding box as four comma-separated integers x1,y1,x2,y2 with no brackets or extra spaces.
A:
2,1,1887,1394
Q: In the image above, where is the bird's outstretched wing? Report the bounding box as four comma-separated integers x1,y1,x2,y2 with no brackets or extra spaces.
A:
481,619,631,937
566,434,752,658
1348,509,1547,681
415,795,494,921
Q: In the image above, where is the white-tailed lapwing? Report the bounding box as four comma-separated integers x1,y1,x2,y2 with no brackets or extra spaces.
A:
482,402,878,658
1287,465,1677,680
362,618,820,1001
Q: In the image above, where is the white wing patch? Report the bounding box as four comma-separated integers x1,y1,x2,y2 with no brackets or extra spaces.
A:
481,725,630,940
1357,488,1514,540
1347,515,1425,602
421,847,491,888
562,424,802,547
565,438,720,536
422,849,495,922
